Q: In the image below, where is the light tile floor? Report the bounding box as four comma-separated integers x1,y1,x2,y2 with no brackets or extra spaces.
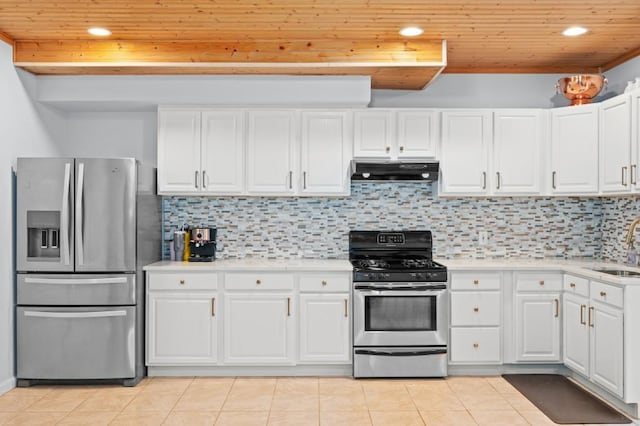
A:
0,375,635,425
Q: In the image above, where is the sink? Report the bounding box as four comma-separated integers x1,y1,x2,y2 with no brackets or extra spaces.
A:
592,269,640,277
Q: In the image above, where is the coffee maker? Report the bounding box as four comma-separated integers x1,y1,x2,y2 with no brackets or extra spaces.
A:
189,228,217,262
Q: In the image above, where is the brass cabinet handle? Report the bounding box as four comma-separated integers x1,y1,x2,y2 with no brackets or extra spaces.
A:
554,299,559,318
570,283,576,288
539,280,545,286
287,297,291,317
211,297,215,317
496,172,501,190
580,304,586,325
600,291,607,297
179,279,185,285
289,171,293,189
482,172,487,190
623,166,628,186
322,280,327,286
256,279,261,285
344,299,348,317
473,307,479,312
195,171,199,189
473,279,479,286
202,170,207,189
589,306,594,327
303,171,307,190
552,171,557,190
632,165,637,185
473,343,479,349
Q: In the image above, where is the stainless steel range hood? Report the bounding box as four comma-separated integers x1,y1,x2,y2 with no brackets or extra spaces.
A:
350,160,439,182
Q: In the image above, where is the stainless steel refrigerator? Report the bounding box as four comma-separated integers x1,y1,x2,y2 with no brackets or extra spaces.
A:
15,158,161,386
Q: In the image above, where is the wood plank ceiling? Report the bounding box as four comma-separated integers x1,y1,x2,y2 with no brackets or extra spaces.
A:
0,0,639,90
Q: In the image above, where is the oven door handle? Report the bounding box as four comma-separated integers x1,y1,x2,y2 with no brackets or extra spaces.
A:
354,284,446,291
355,349,447,357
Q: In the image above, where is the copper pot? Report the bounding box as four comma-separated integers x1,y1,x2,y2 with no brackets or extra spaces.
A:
556,74,607,106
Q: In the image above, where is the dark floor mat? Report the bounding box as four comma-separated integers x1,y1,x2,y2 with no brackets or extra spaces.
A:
503,374,631,424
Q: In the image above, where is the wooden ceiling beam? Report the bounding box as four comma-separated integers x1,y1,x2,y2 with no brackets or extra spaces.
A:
601,47,640,72
12,39,447,90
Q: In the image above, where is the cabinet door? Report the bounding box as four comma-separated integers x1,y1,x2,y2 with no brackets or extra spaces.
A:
224,293,294,364
201,110,245,194
439,111,492,195
157,110,201,194
246,111,296,194
563,293,589,376
353,110,394,158
550,105,599,194
396,110,438,158
300,111,351,195
632,90,640,191
299,294,350,363
590,302,624,398
515,293,560,362
147,292,217,365
599,96,632,193
493,110,543,194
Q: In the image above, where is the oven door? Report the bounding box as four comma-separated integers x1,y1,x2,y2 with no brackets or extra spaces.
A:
353,283,448,347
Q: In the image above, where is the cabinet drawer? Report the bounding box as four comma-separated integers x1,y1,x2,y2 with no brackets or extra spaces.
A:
564,274,589,297
148,272,218,290
590,281,623,308
516,273,562,292
450,272,501,290
299,274,350,293
225,273,294,290
450,292,501,326
450,327,501,363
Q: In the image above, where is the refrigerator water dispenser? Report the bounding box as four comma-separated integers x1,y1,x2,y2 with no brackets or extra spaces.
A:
27,210,60,260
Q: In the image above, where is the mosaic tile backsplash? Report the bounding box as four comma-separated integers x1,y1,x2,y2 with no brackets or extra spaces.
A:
601,196,640,262
163,182,613,261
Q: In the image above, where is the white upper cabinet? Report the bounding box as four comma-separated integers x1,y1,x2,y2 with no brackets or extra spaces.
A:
493,110,544,195
353,110,395,158
300,111,351,195
157,110,202,193
550,104,599,194
353,109,438,159
201,110,245,194
599,96,632,194
396,110,439,158
630,90,640,191
439,110,492,195
246,110,297,195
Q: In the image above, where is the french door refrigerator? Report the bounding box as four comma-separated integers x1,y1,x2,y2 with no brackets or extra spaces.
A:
16,158,161,386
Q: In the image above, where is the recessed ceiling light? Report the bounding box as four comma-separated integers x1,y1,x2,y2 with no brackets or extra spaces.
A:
563,26,588,37
88,27,112,37
399,26,424,37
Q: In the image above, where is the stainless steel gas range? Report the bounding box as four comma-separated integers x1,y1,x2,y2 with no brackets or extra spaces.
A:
349,230,448,378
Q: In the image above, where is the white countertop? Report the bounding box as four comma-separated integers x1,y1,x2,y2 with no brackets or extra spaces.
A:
144,258,640,285
143,258,353,272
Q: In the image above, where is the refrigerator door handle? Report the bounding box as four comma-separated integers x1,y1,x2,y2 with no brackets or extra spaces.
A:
61,162,71,266
24,310,127,319
24,277,128,285
75,162,85,266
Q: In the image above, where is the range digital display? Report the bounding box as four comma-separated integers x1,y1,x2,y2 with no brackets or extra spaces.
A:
377,233,405,245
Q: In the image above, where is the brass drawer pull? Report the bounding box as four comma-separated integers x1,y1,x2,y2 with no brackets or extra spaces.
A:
256,279,261,285
179,279,185,285
600,291,607,297
539,280,545,286
473,307,479,312
322,280,327,286
473,343,479,349
570,283,576,288
473,280,479,286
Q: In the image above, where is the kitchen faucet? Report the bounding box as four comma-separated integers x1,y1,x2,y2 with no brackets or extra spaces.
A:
625,217,640,265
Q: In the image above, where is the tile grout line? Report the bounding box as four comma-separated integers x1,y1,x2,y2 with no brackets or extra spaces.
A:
265,377,278,426
160,376,195,425
215,376,237,424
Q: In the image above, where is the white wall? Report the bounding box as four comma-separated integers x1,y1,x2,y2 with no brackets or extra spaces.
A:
0,41,65,394
604,55,640,95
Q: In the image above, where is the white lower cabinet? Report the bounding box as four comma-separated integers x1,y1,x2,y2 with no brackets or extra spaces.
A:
299,294,350,363
223,293,294,365
515,293,561,362
563,292,589,376
590,301,624,398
